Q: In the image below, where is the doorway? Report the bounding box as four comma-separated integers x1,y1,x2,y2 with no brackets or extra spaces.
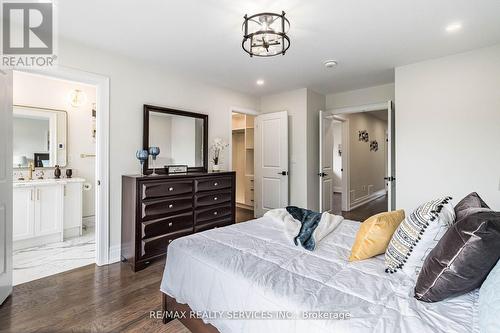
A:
11,71,99,285
319,101,395,220
231,111,255,222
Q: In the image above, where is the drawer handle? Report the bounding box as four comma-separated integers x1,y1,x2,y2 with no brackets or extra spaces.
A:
168,222,173,227
213,211,218,215
214,182,218,186
168,239,172,244
169,204,173,208
169,187,174,191
214,197,218,201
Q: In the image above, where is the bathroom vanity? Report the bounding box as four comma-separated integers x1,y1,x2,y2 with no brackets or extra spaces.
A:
13,178,85,250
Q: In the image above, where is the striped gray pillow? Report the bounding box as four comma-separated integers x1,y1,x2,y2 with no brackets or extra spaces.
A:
385,197,454,275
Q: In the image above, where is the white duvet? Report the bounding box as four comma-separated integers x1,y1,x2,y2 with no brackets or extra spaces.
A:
161,217,479,333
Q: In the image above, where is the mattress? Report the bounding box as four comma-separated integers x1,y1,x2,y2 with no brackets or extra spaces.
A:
161,217,479,333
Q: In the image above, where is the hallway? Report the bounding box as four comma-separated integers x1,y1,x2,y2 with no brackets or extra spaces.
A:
331,193,388,222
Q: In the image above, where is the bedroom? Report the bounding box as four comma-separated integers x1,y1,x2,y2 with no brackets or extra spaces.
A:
0,1,499,333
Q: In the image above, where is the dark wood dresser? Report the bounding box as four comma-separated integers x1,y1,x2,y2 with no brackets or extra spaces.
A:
121,171,236,271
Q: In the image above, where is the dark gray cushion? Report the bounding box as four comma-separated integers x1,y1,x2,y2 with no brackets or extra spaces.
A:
454,192,490,221
414,210,500,302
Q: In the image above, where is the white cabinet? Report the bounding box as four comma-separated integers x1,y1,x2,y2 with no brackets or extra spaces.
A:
13,186,35,241
34,185,63,237
13,179,83,250
64,182,83,238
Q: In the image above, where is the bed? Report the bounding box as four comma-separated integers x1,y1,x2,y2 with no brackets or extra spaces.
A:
160,216,479,333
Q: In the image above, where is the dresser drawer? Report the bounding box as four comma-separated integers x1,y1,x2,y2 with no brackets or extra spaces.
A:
195,190,232,208
195,204,232,226
195,220,233,233
141,212,193,239
195,177,232,192
141,229,191,259
141,180,193,200
141,196,192,220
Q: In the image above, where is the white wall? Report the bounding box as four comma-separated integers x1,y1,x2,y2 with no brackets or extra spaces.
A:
13,71,97,218
346,113,387,202
57,39,259,252
326,83,394,109
395,44,500,211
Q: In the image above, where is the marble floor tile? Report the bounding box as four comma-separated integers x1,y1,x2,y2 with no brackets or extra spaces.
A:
13,228,96,286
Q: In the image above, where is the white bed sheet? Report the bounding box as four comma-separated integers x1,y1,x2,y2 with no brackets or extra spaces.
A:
161,217,479,333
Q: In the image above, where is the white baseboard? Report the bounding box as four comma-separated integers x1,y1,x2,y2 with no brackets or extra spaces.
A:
349,189,386,210
109,244,121,264
82,215,95,228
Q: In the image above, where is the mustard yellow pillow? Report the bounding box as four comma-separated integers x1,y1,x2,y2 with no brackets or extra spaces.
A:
349,210,405,262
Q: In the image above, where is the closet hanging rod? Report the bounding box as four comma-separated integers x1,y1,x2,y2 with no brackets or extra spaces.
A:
80,153,96,158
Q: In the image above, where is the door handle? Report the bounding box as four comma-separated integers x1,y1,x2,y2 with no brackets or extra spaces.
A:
318,172,328,177
384,176,396,181
277,171,288,176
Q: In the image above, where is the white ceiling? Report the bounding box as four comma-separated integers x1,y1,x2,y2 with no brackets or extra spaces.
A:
57,0,500,96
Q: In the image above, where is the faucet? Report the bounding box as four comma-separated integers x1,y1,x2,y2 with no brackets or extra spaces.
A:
28,162,35,180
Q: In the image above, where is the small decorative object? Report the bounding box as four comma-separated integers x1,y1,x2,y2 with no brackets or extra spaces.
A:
15,172,25,181
36,170,45,180
210,138,229,172
242,11,290,57
166,165,188,174
135,149,149,176
54,165,61,179
370,140,379,152
66,169,73,178
148,146,161,175
358,130,369,142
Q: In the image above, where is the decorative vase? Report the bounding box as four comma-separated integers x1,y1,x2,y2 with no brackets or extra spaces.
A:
54,165,61,179
66,169,73,178
148,146,160,175
136,149,149,176
212,164,221,172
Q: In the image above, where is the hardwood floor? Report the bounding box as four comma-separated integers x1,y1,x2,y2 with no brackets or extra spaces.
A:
0,261,190,333
236,207,254,223
331,193,388,222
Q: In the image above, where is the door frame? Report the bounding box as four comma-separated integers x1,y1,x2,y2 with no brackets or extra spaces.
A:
325,101,394,212
227,106,259,172
16,67,111,266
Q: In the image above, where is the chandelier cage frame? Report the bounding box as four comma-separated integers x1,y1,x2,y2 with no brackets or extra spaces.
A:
242,11,291,57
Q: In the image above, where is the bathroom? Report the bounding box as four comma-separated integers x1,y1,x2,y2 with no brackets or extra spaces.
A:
12,71,97,285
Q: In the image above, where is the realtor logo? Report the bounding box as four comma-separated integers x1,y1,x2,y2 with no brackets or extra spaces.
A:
1,1,56,67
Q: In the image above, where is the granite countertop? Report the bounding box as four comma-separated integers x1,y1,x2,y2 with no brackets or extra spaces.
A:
13,177,86,187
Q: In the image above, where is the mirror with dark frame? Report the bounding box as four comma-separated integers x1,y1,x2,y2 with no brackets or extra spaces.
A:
143,104,208,174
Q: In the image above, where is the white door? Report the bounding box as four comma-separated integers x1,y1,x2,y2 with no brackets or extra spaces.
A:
386,101,396,211
13,187,35,241
34,185,63,238
254,111,288,217
319,111,334,212
0,70,13,304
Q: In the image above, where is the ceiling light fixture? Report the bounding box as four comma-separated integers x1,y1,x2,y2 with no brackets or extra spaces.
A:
242,11,290,57
69,89,87,107
324,60,338,68
256,79,265,86
445,22,462,33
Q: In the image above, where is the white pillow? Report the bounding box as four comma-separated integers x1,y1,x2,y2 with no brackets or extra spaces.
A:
385,197,455,279
479,260,500,333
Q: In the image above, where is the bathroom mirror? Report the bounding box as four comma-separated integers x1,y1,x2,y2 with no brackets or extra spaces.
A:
143,104,208,173
13,105,67,168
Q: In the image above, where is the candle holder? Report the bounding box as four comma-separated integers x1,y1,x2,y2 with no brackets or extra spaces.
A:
136,149,149,176
148,146,160,175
